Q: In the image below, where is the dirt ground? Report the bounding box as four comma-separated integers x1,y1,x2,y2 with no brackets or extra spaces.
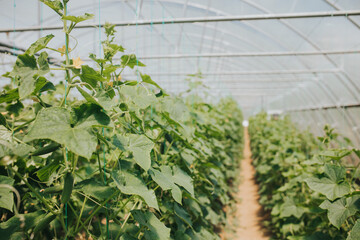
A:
222,129,270,240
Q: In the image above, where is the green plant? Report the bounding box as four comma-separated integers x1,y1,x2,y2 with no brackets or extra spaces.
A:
248,113,360,240
0,1,243,239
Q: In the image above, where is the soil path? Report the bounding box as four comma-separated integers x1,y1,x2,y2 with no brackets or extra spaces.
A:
224,128,269,240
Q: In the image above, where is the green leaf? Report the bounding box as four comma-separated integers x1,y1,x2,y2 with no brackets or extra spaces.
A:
36,158,60,182
121,54,145,69
149,167,182,204
131,210,170,240
77,87,116,111
347,219,360,240
0,175,15,212
119,85,157,110
172,166,194,197
62,13,94,23
9,53,50,99
72,103,112,128
320,196,360,228
9,54,37,99
37,52,50,75
0,89,19,104
319,149,352,160
279,198,306,219
80,65,106,88
140,73,162,90
23,107,99,159
324,164,346,183
112,134,154,171
25,34,54,55
103,43,124,60
0,114,8,129
111,170,158,210
0,125,12,141
39,0,63,16
174,203,192,227
305,176,350,201
76,179,113,201
0,210,45,237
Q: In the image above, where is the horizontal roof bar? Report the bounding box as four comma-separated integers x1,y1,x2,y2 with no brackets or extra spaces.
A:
139,49,360,59
286,103,360,112
1,10,359,33
123,69,340,76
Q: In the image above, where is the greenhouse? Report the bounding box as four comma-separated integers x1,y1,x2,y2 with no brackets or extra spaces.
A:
0,0,360,239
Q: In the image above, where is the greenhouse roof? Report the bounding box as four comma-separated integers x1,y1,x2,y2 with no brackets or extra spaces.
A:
1,0,360,144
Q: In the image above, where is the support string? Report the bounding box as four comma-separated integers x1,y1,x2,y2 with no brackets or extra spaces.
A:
98,0,110,238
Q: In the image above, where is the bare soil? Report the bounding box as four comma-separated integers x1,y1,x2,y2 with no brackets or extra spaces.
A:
222,128,270,240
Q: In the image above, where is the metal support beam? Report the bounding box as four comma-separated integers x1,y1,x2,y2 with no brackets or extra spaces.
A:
138,49,359,59
1,10,360,33
122,69,340,76
286,103,360,112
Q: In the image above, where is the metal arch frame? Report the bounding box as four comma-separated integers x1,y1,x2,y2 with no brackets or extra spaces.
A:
155,0,349,117
324,0,360,30
240,0,360,104
155,0,310,84
150,0,300,90
136,49,360,59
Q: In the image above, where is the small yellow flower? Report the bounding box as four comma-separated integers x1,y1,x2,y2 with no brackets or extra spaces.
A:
58,45,71,56
117,75,122,81
72,57,84,69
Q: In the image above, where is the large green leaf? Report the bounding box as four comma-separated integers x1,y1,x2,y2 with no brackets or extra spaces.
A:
25,34,54,55
0,175,15,212
75,179,113,201
9,53,50,99
62,13,94,23
305,177,350,201
119,85,157,110
131,210,170,240
320,196,360,228
149,167,182,204
80,65,106,88
112,134,154,171
347,219,360,240
23,107,100,159
111,170,158,210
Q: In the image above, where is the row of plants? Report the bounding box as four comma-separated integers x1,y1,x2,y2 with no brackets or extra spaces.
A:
248,113,360,239
0,1,244,239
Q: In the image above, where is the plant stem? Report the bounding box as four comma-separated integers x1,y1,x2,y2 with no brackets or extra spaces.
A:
77,190,119,233
10,167,58,215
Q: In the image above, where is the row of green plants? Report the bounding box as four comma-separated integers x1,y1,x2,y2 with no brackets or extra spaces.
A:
0,1,244,239
248,113,360,239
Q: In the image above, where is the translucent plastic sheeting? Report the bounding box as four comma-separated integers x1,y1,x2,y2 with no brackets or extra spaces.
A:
0,0,360,145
